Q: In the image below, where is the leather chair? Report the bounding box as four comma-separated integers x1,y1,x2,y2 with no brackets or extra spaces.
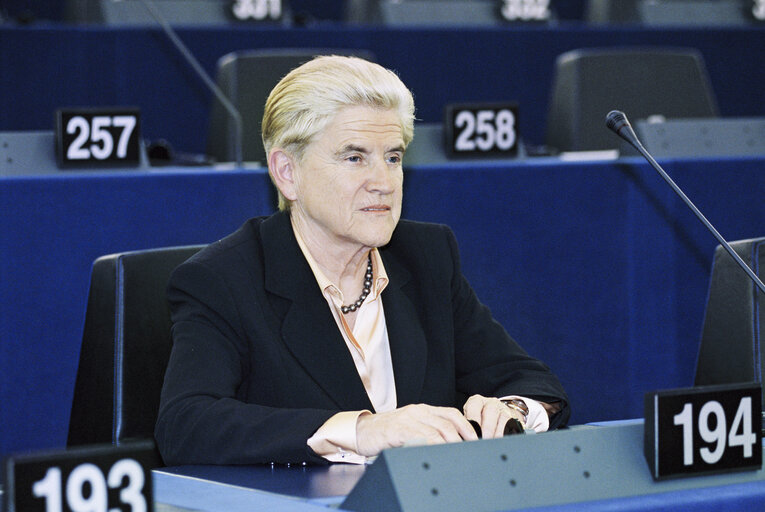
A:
545,47,719,153
695,238,765,405
67,245,205,464
206,48,375,166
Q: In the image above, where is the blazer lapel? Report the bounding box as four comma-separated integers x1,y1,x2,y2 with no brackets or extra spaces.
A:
379,249,428,407
260,212,373,411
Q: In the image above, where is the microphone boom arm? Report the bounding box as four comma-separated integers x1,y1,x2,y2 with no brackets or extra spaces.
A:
606,110,765,296
138,0,244,167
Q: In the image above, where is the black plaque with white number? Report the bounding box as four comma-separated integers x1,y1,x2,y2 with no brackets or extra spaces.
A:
645,383,762,481
750,0,765,22
3,441,155,512
229,0,283,22
497,0,552,23
444,102,519,159
55,108,141,168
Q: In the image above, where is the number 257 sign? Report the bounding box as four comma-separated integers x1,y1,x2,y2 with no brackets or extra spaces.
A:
55,108,141,168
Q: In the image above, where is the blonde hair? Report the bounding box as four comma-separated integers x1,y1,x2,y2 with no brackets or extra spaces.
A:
262,55,415,210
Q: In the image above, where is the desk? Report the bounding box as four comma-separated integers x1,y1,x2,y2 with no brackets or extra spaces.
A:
155,464,361,510
152,466,765,511
152,423,765,511
4,428,765,512
2,156,765,458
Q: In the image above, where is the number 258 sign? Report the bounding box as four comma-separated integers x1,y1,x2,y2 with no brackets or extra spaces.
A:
444,103,519,158
55,108,141,168
645,383,762,480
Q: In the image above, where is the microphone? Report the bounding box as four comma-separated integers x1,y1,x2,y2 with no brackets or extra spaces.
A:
606,110,765,296
129,0,244,167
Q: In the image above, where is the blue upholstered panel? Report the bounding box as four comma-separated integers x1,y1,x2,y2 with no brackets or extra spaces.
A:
0,168,273,457
2,157,764,458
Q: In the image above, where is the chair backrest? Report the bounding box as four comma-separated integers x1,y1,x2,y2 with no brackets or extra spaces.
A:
206,48,375,166
67,245,205,456
545,47,719,153
695,238,765,405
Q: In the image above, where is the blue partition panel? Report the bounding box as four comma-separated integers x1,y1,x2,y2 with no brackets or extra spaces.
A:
0,167,274,457
2,156,765,458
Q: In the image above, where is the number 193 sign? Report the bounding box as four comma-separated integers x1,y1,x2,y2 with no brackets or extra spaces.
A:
3,441,155,512
645,383,762,480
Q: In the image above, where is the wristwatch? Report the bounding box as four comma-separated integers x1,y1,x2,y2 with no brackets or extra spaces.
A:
501,399,529,424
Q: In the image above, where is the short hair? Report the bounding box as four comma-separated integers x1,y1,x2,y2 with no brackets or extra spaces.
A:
262,55,415,211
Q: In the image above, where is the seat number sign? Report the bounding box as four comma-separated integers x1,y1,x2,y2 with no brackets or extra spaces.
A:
499,0,551,22
230,0,282,21
3,441,155,512
752,0,765,21
55,108,141,168
445,103,519,158
644,383,762,480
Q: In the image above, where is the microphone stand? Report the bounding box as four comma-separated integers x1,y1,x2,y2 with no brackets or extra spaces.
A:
137,0,244,168
606,110,765,296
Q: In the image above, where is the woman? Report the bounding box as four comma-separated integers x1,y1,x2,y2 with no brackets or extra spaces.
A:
155,55,569,465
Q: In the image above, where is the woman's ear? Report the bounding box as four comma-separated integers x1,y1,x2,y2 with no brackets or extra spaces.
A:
268,149,299,202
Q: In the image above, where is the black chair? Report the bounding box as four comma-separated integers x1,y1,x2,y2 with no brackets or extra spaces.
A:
695,238,765,405
67,245,205,464
206,48,375,166
545,47,719,153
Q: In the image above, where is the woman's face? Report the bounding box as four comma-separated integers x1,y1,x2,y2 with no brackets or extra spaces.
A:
289,105,405,254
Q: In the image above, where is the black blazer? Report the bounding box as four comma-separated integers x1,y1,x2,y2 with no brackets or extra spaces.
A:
155,211,569,465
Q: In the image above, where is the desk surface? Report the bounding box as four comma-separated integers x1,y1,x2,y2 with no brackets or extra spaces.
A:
4,458,765,512
152,423,765,512
153,466,765,512
5,424,765,511
156,464,362,510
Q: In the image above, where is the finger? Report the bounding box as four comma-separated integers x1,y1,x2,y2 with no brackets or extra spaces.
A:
424,414,465,444
462,394,488,422
481,402,505,439
429,406,479,442
442,407,480,441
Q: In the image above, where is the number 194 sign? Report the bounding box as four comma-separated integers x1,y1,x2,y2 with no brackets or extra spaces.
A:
645,383,762,480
